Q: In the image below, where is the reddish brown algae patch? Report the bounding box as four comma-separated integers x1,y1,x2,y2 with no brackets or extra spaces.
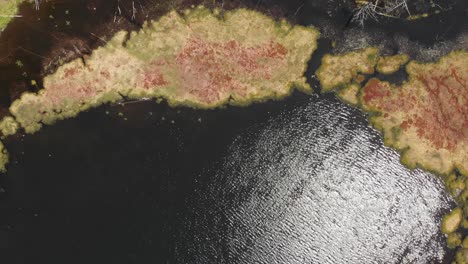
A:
7,6,319,135
0,6,319,170
360,51,467,176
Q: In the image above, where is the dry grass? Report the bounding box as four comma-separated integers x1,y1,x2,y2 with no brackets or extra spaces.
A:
352,0,412,25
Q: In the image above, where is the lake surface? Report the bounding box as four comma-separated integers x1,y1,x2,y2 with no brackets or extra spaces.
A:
0,92,454,263
178,94,454,263
0,0,466,263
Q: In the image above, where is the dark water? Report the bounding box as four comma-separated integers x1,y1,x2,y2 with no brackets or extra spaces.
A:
0,92,454,263
0,0,466,263
0,0,466,110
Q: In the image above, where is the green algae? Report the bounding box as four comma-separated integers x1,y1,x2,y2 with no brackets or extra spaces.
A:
0,0,34,31
0,116,19,137
455,248,468,264
0,140,8,172
0,0,21,31
315,47,379,93
376,54,409,74
442,207,463,234
447,232,463,249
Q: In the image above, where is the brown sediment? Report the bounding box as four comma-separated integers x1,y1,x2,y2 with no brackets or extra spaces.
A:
361,78,392,104
442,207,463,234
0,0,25,31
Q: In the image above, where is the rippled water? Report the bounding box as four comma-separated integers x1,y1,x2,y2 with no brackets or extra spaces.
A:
0,92,455,263
0,1,465,263
180,95,453,263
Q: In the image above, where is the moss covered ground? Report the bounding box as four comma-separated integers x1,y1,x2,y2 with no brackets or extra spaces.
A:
0,0,33,31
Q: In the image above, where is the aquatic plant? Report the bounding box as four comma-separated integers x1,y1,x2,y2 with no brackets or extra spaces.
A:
316,48,468,263
351,0,446,24
6,6,318,134
0,0,23,30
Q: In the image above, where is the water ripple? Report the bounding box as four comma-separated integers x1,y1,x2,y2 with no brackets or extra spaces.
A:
180,96,453,264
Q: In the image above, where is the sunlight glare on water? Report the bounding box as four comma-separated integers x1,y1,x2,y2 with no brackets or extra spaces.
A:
182,95,453,264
